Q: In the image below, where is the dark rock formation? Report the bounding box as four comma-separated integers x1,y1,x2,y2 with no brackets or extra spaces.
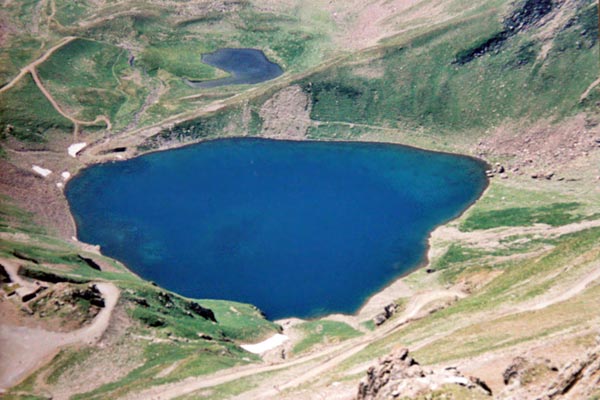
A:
504,0,553,33
373,303,399,326
538,343,600,400
500,342,600,399
0,263,11,283
18,266,90,284
77,255,102,271
455,0,554,64
11,250,39,264
21,286,47,302
186,300,217,322
356,348,492,399
78,284,105,308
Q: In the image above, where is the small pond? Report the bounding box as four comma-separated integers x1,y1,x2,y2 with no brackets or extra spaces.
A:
184,48,283,88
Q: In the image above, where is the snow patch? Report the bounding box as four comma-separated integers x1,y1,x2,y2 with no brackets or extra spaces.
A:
68,143,87,158
240,334,289,354
61,171,71,181
32,165,52,177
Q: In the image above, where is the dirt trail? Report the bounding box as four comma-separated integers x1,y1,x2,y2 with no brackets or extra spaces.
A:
0,280,120,390
516,261,600,313
0,35,112,136
29,68,112,136
580,77,600,102
0,36,76,94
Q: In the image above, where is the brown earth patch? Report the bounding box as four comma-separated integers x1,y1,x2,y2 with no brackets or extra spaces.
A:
259,85,312,140
477,114,600,179
0,158,75,238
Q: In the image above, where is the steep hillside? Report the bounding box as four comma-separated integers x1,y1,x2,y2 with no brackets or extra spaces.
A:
0,0,599,399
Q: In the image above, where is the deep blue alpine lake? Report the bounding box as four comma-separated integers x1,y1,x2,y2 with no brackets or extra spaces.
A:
67,138,487,319
185,48,283,88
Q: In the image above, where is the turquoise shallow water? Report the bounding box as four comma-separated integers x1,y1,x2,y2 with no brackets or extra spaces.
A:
66,138,487,319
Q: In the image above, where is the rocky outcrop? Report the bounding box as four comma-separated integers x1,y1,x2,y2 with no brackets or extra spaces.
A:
373,303,399,326
499,340,600,400
499,356,559,400
538,343,600,400
259,85,312,139
186,300,217,322
356,348,492,399
455,0,554,64
0,263,11,283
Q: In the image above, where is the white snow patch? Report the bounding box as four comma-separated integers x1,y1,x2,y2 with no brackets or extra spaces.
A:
61,171,71,181
56,182,64,189
444,376,470,386
68,142,87,157
240,334,288,354
32,165,52,177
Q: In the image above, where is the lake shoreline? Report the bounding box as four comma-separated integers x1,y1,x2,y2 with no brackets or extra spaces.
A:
67,135,490,323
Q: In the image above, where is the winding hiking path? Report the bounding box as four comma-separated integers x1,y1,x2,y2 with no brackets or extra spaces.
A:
0,36,112,136
0,37,76,94
0,259,120,391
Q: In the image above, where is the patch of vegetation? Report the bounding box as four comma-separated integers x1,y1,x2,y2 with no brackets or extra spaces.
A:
0,196,45,235
46,348,94,385
122,284,279,342
0,36,41,85
434,244,488,270
199,299,281,341
573,2,599,46
0,74,73,141
293,320,362,354
0,240,125,282
1,395,50,400
235,9,332,71
137,40,224,80
460,202,582,231
53,0,94,26
71,340,256,400
307,122,373,140
360,320,376,331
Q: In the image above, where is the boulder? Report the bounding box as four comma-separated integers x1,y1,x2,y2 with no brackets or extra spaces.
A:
373,303,399,326
186,300,217,322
